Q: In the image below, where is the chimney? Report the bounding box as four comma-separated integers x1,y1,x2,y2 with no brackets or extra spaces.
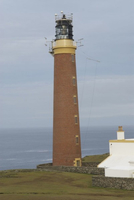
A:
117,126,125,140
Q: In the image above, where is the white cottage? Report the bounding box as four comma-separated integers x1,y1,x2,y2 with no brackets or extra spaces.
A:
98,126,134,178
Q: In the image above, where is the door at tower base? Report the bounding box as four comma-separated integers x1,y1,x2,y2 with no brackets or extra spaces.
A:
74,158,82,167
52,13,81,167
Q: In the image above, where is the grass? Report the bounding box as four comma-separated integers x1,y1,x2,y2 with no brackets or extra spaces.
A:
1,170,134,199
0,154,134,200
82,153,109,163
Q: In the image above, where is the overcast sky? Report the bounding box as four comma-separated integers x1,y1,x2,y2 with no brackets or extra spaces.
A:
1,0,134,129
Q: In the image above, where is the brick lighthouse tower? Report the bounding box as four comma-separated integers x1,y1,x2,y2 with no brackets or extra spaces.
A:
51,12,81,167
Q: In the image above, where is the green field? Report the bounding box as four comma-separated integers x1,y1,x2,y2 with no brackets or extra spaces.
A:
0,170,134,200
82,153,109,163
0,154,134,200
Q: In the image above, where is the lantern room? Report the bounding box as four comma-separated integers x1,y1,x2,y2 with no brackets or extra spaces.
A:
55,13,73,40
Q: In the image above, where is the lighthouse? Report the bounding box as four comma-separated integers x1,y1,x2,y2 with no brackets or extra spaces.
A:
51,12,81,166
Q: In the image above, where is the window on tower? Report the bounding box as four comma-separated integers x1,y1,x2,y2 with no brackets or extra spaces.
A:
72,77,76,86
74,115,78,124
72,54,75,62
76,135,79,144
73,95,77,104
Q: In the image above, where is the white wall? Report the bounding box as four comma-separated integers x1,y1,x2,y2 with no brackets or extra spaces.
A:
109,142,134,156
105,168,134,178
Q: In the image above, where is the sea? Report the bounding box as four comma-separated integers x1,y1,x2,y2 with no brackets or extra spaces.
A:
0,126,133,171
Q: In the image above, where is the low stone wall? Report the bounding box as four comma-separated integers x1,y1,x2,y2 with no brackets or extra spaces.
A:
37,164,104,175
37,162,99,168
92,175,134,190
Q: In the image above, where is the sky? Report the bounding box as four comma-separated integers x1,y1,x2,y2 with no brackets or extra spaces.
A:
1,0,134,129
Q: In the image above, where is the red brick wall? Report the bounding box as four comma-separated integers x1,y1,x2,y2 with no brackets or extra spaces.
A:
53,53,81,166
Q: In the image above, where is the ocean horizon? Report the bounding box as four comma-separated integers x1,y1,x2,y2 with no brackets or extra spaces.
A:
0,126,133,171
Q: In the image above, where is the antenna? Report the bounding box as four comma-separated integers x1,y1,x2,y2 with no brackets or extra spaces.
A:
44,37,48,46
44,37,54,56
77,38,84,48
87,57,100,63
80,49,100,63
55,13,57,21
